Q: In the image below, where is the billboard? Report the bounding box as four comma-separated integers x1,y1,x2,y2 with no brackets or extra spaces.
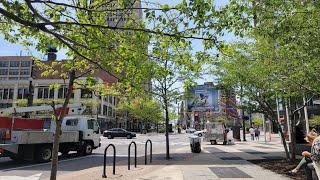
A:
187,86,219,112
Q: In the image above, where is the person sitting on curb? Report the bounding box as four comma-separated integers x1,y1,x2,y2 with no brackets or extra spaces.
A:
288,130,320,179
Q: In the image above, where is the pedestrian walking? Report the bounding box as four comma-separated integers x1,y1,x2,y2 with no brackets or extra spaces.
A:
249,127,255,141
254,127,260,141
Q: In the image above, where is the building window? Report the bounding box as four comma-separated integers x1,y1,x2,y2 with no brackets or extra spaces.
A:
81,89,92,98
0,88,14,100
20,69,30,75
9,89,14,99
0,61,9,67
3,89,8,99
0,89,3,99
108,107,112,117
38,87,54,99
17,88,29,99
109,96,113,104
0,77,7,80
20,61,31,67
9,61,20,67
58,85,74,99
19,77,29,80
103,105,108,115
0,69,8,75
8,77,19,80
9,69,19,75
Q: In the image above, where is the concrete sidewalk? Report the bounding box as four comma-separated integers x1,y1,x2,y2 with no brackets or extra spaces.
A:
58,133,291,180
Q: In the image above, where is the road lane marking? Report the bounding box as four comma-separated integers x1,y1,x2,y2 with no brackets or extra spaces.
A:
0,173,42,180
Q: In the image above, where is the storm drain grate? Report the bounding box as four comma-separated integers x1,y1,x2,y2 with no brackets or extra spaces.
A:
220,157,243,160
253,146,276,149
209,167,252,178
246,151,268,155
239,149,268,154
262,156,284,160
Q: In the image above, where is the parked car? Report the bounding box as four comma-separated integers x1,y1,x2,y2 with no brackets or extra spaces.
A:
194,129,207,137
103,128,136,139
186,128,196,133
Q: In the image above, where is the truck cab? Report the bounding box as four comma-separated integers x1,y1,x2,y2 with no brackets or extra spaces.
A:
58,116,101,151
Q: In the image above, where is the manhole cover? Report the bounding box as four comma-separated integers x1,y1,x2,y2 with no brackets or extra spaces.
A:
153,156,187,161
209,167,252,178
220,157,243,160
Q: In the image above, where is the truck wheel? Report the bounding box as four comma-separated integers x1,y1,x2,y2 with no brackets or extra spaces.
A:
198,133,202,137
210,140,217,145
84,143,93,155
78,142,93,156
36,146,52,162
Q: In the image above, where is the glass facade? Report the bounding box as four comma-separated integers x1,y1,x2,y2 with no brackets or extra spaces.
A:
0,61,8,67
9,69,19,75
20,69,30,75
0,69,8,75
9,61,20,67
20,61,31,67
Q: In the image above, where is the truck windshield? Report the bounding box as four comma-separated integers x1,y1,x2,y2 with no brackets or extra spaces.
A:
87,119,99,132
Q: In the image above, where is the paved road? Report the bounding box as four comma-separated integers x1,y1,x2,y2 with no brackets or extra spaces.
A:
0,133,191,180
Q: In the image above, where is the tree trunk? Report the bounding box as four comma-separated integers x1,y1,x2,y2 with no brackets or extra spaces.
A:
164,101,170,160
50,118,62,180
290,113,296,161
266,112,290,160
50,70,76,180
275,119,291,160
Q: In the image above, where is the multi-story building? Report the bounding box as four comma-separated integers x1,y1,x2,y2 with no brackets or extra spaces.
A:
184,82,238,130
0,55,121,131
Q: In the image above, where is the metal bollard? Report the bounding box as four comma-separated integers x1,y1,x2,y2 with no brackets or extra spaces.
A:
102,144,116,178
128,141,137,170
145,139,152,165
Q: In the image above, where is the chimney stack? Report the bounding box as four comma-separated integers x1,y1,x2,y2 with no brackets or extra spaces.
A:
47,45,57,61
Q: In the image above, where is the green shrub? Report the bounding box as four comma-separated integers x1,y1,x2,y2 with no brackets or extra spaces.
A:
158,128,165,133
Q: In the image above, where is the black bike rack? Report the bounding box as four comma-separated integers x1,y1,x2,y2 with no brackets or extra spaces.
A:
145,139,152,165
128,141,137,170
102,144,116,178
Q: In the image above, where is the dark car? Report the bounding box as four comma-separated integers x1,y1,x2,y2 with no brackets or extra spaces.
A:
103,128,136,139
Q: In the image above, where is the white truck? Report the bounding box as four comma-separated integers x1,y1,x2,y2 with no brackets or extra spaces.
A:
205,121,233,145
0,104,101,162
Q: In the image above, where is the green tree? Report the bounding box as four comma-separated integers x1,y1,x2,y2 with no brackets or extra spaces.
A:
0,0,227,178
117,97,163,131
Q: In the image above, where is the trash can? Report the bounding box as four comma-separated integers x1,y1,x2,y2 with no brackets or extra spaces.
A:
189,135,201,153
